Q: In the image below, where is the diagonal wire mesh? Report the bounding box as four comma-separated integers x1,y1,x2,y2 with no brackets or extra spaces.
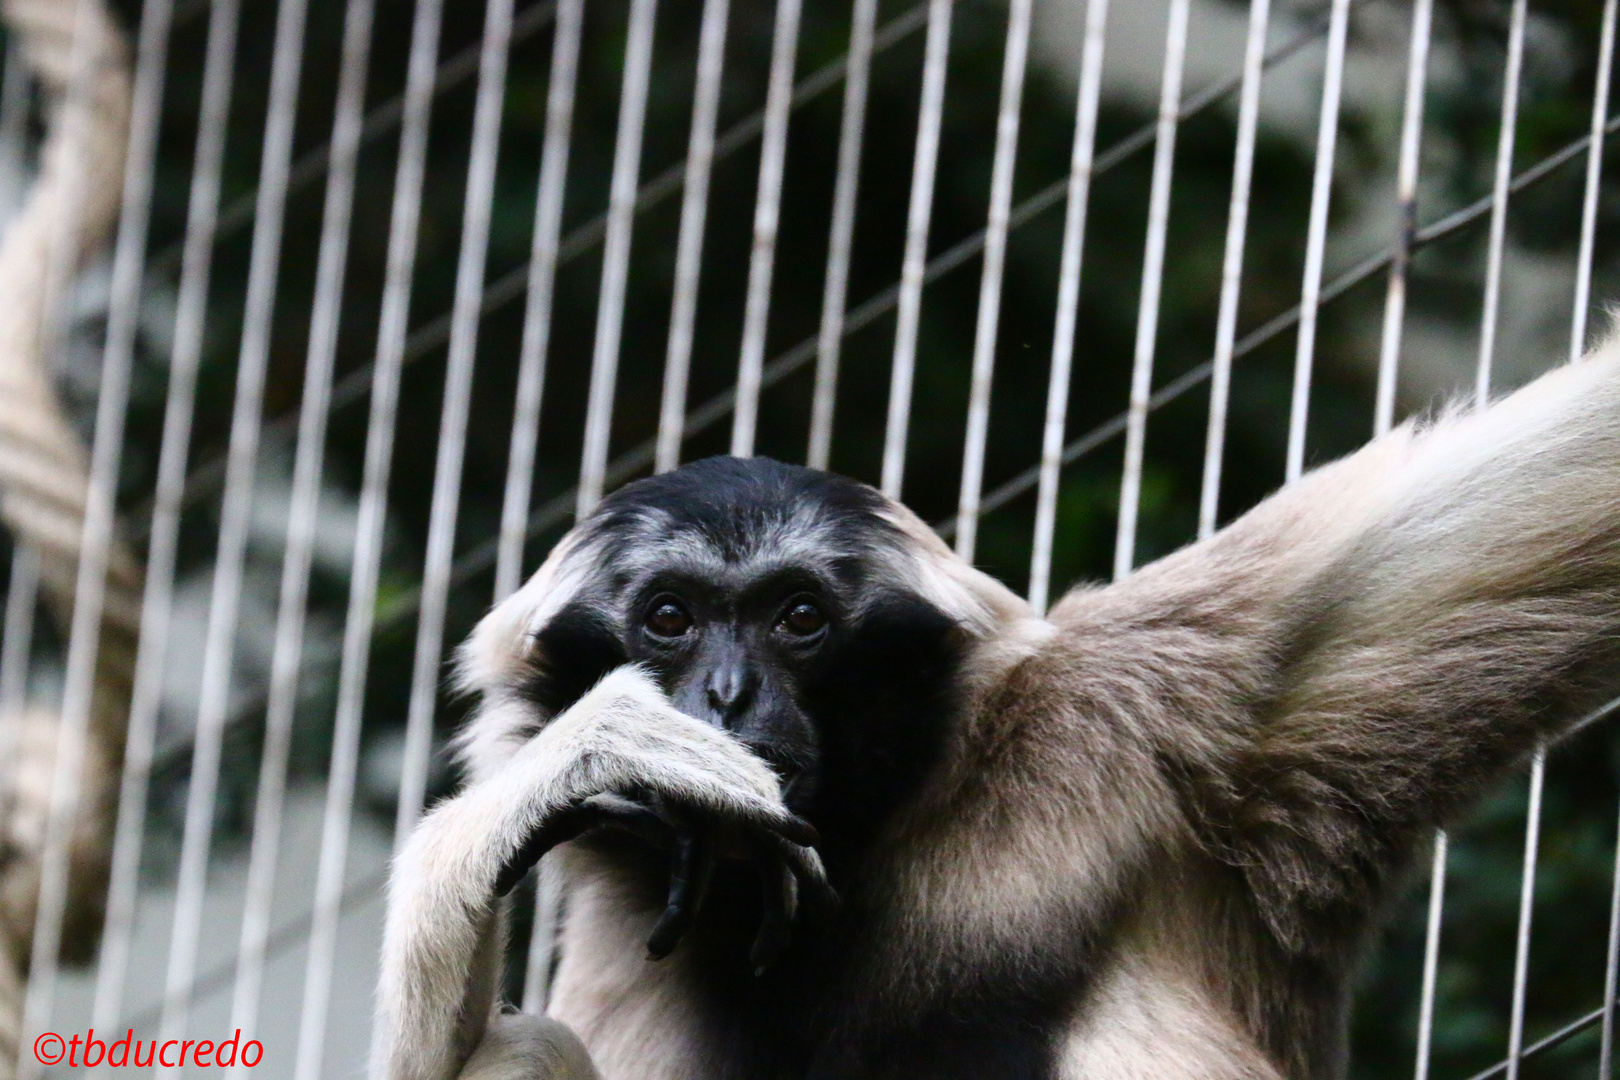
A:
0,0,1617,1076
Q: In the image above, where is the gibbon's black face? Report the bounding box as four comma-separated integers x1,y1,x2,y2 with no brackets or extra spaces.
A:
622,562,829,804
518,456,970,861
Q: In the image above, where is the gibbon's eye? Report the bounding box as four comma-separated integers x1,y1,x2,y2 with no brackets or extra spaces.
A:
777,599,826,637
645,598,694,638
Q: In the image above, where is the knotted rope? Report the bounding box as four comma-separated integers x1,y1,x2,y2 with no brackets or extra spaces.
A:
0,0,132,1063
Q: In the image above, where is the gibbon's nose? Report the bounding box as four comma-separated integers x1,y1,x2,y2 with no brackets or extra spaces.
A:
705,661,758,723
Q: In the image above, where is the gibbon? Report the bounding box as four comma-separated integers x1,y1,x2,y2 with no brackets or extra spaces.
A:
374,342,1620,1080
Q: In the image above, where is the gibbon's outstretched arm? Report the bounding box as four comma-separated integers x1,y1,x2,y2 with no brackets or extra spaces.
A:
1054,342,1620,955
372,667,828,1080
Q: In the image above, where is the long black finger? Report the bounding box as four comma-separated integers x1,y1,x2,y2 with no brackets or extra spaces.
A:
580,792,681,849
771,811,819,849
727,802,819,848
495,805,596,896
646,833,715,960
750,859,799,975
756,829,839,922
494,792,677,897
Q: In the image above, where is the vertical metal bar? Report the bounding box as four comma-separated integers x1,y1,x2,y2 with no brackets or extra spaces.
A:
1572,0,1617,364
1382,8,1440,1068
806,0,876,471
20,0,169,1046
0,41,30,640
352,0,450,1069
1414,831,1449,1080
496,0,584,601
0,55,26,758
521,857,564,1014
954,0,1030,563
90,0,241,1032
1113,0,1189,582
1503,6,1603,1070
1028,0,1108,615
880,0,952,500
1463,15,1537,1075
1484,18,1531,1074
1602,801,1620,1080
503,0,585,1017
656,0,728,474
0,37,29,189
1477,0,1528,410
577,0,658,515
389,0,513,858
731,0,802,458
0,6,47,753
1592,18,1620,1080
158,0,310,1050
0,54,22,709
1197,0,1271,541
1374,0,1433,438
1283,0,1353,483
0,547,36,715
1505,748,1546,1080
50,0,171,1010
0,568,32,1001
229,0,374,1045
0,552,36,832
0,33,47,798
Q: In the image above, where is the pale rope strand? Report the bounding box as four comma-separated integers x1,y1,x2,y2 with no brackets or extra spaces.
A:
0,0,132,1068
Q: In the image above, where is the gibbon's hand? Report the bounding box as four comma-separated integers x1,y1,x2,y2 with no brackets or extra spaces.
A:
481,667,834,967
375,668,832,1080
494,785,833,970
412,663,829,947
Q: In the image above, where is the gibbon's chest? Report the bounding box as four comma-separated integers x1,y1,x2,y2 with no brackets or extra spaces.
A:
551,845,1070,1080
554,952,1067,1080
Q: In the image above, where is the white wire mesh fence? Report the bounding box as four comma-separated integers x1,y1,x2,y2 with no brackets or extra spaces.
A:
1,0,1619,1076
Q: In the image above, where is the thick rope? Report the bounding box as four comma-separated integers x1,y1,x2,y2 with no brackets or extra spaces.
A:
0,0,132,1063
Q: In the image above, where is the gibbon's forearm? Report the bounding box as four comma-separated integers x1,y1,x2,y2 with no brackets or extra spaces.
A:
372,667,798,1080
